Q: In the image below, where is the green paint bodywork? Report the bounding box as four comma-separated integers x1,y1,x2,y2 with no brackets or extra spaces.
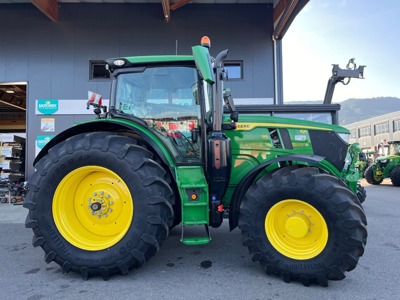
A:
123,55,194,64
175,166,211,245
191,46,215,84
221,115,356,205
342,143,362,192
80,118,177,167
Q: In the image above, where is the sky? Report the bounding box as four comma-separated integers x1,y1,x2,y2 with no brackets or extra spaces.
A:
282,0,400,103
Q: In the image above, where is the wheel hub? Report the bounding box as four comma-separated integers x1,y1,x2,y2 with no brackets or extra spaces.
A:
285,213,311,238
88,191,113,218
90,202,101,211
53,166,133,251
265,199,328,260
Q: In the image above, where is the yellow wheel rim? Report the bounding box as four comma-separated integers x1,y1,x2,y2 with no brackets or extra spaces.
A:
53,166,133,251
265,199,328,260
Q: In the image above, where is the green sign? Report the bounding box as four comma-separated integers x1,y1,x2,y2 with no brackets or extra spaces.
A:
38,99,59,114
36,136,54,149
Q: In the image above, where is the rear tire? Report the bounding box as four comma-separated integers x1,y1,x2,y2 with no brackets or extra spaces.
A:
365,166,383,185
389,165,400,186
239,166,367,286
24,132,174,280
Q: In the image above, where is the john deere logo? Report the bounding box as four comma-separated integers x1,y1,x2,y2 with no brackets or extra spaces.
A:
38,100,58,114
37,136,54,149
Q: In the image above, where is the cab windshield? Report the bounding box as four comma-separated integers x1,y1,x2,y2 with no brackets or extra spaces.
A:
389,142,400,156
115,66,202,163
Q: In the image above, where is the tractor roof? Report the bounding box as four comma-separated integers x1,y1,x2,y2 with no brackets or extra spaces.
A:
105,55,195,72
124,55,194,64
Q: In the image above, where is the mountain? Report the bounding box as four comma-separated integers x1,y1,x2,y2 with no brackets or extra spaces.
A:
338,97,400,125
286,97,400,125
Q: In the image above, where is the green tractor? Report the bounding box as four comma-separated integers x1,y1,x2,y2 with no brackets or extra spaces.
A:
356,149,375,179
24,38,367,287
365,140,400,186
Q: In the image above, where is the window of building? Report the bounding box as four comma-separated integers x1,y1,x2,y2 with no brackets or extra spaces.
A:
350,129,356,138
358,126,371,137
374,122,389,135
223,61,243,80
393,119,400,132
89,60,110,80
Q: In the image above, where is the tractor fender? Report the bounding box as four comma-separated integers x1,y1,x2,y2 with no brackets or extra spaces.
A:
229,154,326,231
33,119,175,168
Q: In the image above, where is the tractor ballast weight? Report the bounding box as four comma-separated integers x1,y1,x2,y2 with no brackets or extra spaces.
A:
24,37,367,287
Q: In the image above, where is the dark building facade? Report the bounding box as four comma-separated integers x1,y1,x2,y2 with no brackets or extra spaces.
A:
0,2,297,178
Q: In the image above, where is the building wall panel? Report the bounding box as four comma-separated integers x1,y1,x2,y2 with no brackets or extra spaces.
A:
0,3,274,177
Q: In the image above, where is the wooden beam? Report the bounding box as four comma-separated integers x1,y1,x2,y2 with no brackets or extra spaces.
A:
161,0,171,22
0,99,26,111
171,0,191,11
273,0,309,39
32,0,58,22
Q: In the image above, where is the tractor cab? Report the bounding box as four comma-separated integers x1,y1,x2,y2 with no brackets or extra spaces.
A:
388,140,400,156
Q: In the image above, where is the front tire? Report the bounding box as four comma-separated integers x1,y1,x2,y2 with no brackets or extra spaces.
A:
365,166,383,185
239,167,367,286
389,165,400,186
24,132,174,279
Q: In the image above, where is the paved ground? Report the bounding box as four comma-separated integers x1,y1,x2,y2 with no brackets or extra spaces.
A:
0,179,399,300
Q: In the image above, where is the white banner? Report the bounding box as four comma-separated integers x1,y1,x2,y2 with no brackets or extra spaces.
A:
35,99,110,115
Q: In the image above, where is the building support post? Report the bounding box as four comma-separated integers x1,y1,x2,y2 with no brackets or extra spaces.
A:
273,37,284,105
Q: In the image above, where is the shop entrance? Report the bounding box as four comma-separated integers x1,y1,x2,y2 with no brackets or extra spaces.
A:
0,82,27,204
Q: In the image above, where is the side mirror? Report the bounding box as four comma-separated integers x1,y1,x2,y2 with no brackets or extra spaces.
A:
191,128,200,144
359,152,366,161
230,111,239,123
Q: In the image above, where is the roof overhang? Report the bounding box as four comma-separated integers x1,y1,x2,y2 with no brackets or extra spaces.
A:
273,0,309,40
32,0,58,22
22,0,308,39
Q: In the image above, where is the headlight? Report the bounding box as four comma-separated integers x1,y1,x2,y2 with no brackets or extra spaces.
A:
337,132,350,144
114,59,126,66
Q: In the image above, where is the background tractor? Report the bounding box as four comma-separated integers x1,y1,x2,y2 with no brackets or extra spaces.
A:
357,149,375,177
24,37,367,287
365,140,400,186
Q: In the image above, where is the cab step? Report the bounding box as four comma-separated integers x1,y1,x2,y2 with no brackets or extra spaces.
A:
180,224,211,245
